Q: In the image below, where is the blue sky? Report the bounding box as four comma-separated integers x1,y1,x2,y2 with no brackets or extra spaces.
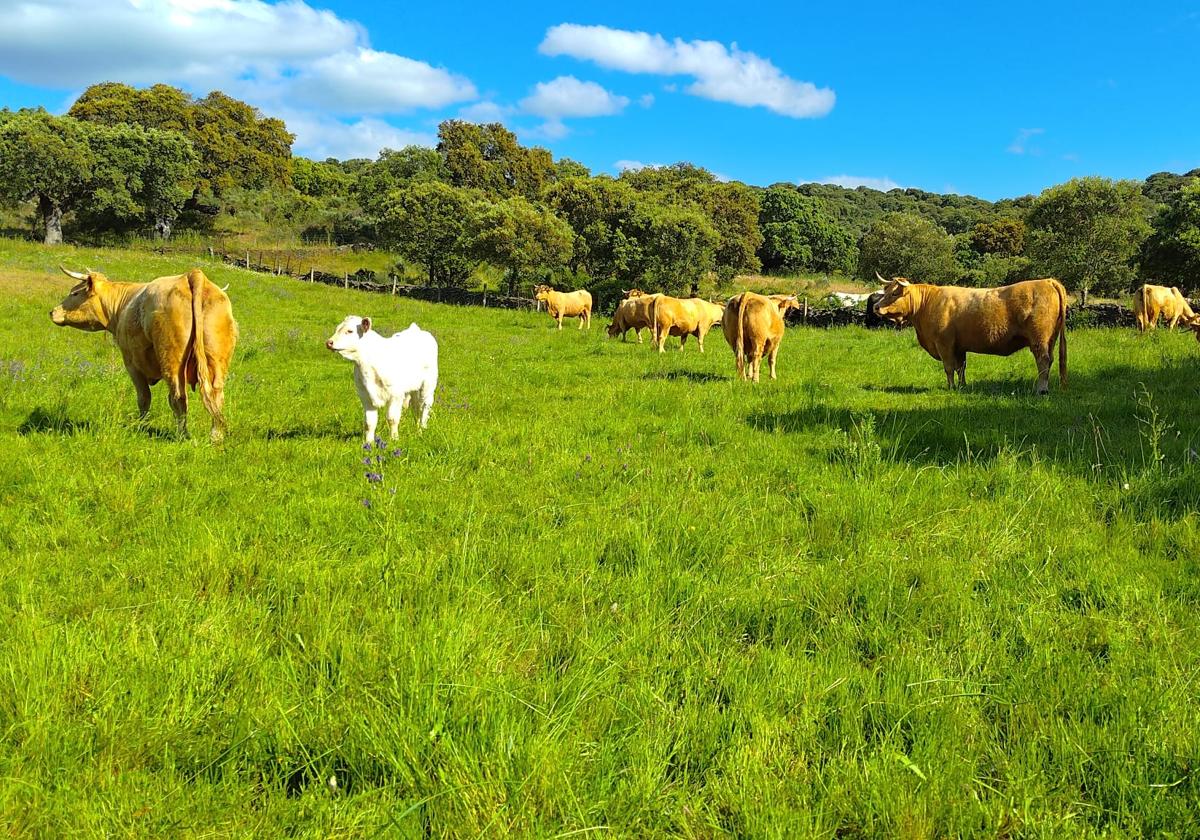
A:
0,0,1197,200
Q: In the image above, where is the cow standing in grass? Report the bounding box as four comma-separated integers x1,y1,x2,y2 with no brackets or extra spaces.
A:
534,285,592,330
50,266,238,441
326,316,438,442
607,289,660,343
722,292,801,381
872,273,1068,394
1133,284,1196,331
649,295,726,353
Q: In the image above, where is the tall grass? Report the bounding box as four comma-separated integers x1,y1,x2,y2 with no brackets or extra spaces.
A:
1,238,1198,836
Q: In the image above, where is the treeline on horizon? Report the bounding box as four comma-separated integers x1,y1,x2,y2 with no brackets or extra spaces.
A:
2,82,1199,300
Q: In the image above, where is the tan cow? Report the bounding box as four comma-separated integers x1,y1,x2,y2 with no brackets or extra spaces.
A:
649,295,726,353
872,273,1067,394
1184,314,1200,343
722,292,801,381
607,290,661,342
1133,284,1197,331
534,284,592,330
50,266,238,441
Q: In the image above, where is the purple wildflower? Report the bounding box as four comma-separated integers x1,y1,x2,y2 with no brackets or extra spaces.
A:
361,498,372,508
584,454,591,463
391,448,403,458
362,443,372,452
362,456,371,466
365,472,383,483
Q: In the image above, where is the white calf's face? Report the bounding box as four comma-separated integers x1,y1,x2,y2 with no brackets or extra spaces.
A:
326,316,371,357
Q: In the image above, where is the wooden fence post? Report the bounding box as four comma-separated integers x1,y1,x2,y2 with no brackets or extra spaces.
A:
391,273,398,295
343,272,349,289
245,251,250,269
803,299,809,321
310,267,315,283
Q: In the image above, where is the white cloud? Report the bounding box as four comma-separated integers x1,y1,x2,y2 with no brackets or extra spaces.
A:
281,111,435,161
458,101,515,123
638,93,655,108
517,76,629,140
520,76,629,119
298,48,475,113
540,23,834,118
1007,127,1045,155
812,175,902,191
0,0,360,88
0,0,476,159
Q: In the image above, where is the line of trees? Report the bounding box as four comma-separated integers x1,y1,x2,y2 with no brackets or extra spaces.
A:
2,82,1199,298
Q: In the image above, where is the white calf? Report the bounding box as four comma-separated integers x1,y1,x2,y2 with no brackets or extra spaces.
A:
326,316,438,442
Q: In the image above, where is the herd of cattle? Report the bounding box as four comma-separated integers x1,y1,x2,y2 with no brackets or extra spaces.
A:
47,266,1199,443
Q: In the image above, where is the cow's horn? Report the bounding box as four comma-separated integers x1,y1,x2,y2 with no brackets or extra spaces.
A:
60,265,89,281
875,270,887,284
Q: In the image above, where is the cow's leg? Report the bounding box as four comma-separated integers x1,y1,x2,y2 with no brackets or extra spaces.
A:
166,376,189,437
767,338,781,380
679,334,687,351
126,366,152,421
206,384,227,443
386,397,404,438
956,354,967,387
750,339,766,382
1033,346,1052,395
935,342,957,389
363,405,379,444
417,381,435,430
556,313,564,331
635,328,643,344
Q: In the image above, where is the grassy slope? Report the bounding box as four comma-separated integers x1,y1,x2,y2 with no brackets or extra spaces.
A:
1,239,1198,837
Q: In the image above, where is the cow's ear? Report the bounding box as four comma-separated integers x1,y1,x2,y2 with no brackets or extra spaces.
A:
358,317,371,336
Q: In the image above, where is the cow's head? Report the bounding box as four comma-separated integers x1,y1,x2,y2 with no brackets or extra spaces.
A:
1185,313,1200,342
623,288,646,299
772,294,801,314
50,266,112,331
605,320,622,338
326,315,372,358
872,272,917,324
533,284,552,301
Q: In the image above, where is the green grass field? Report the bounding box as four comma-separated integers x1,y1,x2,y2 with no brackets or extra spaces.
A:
1,238,1199,837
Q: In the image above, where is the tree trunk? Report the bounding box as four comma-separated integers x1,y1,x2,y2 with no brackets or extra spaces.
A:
154,215,173,241
39,196,64,246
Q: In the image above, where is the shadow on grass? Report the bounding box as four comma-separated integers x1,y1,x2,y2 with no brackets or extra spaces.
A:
18,406,95,436
750,361,1200,480
265,424,358,441
643,370,726,384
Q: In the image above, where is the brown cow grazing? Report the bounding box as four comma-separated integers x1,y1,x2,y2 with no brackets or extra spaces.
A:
534,284,592,330
607,291,661,342
650,295,726,353
722,292,801,381
50,266,238,441
1133,284,1197,331
872,272,1067,394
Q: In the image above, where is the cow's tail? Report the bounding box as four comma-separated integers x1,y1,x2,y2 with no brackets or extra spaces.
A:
735,293,750,377
651,294,661,348
1056,280,1068,389
1138,283,1149,331
187,269,220,421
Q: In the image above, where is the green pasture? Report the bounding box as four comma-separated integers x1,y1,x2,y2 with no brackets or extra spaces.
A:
0,239,1198,837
